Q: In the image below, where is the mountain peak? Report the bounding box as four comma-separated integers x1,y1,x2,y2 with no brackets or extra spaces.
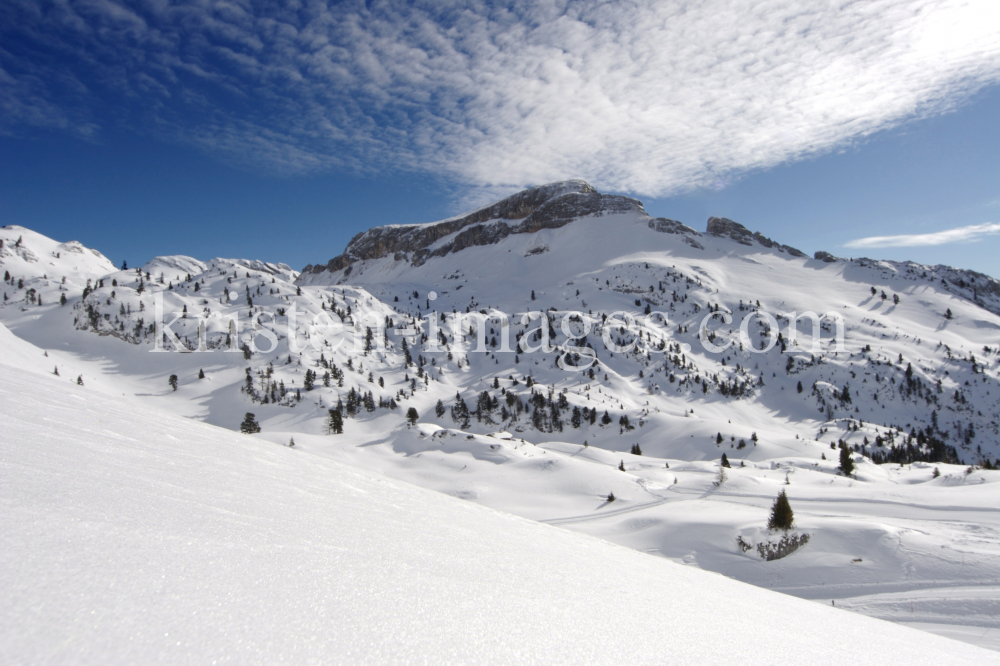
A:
303,181,643,275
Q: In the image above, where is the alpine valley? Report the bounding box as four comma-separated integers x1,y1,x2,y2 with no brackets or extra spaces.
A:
4,180,1000,659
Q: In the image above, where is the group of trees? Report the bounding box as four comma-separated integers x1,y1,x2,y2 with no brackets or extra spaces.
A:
242,367,300,406
441,386,622,434
341,386,396,416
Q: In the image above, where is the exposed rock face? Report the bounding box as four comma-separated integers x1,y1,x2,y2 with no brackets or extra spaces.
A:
301,183,817,279
647,218,704,249
814,251,837,263
648,218,698,236
706,217,806,257
302,180,643,274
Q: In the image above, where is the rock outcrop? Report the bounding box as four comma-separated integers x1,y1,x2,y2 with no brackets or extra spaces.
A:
814,251,837,263
648,218,704,249
706,217,806,257
301,184,819,279
302,180,644,275
648,218,698,236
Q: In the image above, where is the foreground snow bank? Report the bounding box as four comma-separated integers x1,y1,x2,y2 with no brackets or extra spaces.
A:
1,365,995,665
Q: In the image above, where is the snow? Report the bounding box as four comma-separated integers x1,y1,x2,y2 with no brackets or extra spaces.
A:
4,208,1000,655
2,362,997,664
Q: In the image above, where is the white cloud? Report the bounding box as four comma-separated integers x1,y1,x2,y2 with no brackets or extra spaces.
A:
844,222,1000,248
3,0,1000,198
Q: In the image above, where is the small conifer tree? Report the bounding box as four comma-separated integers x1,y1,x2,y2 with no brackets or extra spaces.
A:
607,491,616,502
168,374,178,391
721,453,731,468
240,412,261,434
767,490,794,531
406,407,419,425
198,368,205,379
839,446,855,476
618,460,625,472
327,408,344,435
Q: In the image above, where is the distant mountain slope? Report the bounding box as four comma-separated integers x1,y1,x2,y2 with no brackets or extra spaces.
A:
2,362,995,665
3,199,1000,646
1,224,116,308
297,186,1000,465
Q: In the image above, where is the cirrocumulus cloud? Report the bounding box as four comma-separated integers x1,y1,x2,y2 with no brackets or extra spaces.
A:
1,0,999,199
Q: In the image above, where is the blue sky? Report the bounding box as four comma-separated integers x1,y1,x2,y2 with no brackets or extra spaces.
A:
1,1,998,276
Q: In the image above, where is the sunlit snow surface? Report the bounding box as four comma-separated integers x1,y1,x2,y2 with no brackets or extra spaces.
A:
2,363,997,664
3,213,1000,657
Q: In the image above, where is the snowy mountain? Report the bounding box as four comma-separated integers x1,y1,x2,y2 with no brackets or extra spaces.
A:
296,182,1000,467
3,183,1000,653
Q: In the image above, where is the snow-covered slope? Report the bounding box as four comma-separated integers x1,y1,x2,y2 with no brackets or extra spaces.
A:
1,362,996,665
298,182,1000,466
3,185,1000,650
1,225,116,308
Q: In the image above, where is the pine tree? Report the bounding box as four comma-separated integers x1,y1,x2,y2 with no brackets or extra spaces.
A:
797,380,803,393
767,490,794,531
406,407,419,425
53,366,59,376
303,369,315,391
716,432,723,445
240,412,261,434
721,453,731,468
60,293,67,306
839,446,855,476
606,491,616,502
618,460,625,472
944,308,953,320
168,374,178,391
434,400,445,417
77,375,84,386
327,408,344,435
198,368,205,379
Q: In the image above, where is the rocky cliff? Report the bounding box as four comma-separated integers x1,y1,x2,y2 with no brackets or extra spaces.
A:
706,217,807,257
302,183,821,278
301,181,644,275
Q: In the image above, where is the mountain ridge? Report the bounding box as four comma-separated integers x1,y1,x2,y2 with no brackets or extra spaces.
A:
4,222,1000,649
